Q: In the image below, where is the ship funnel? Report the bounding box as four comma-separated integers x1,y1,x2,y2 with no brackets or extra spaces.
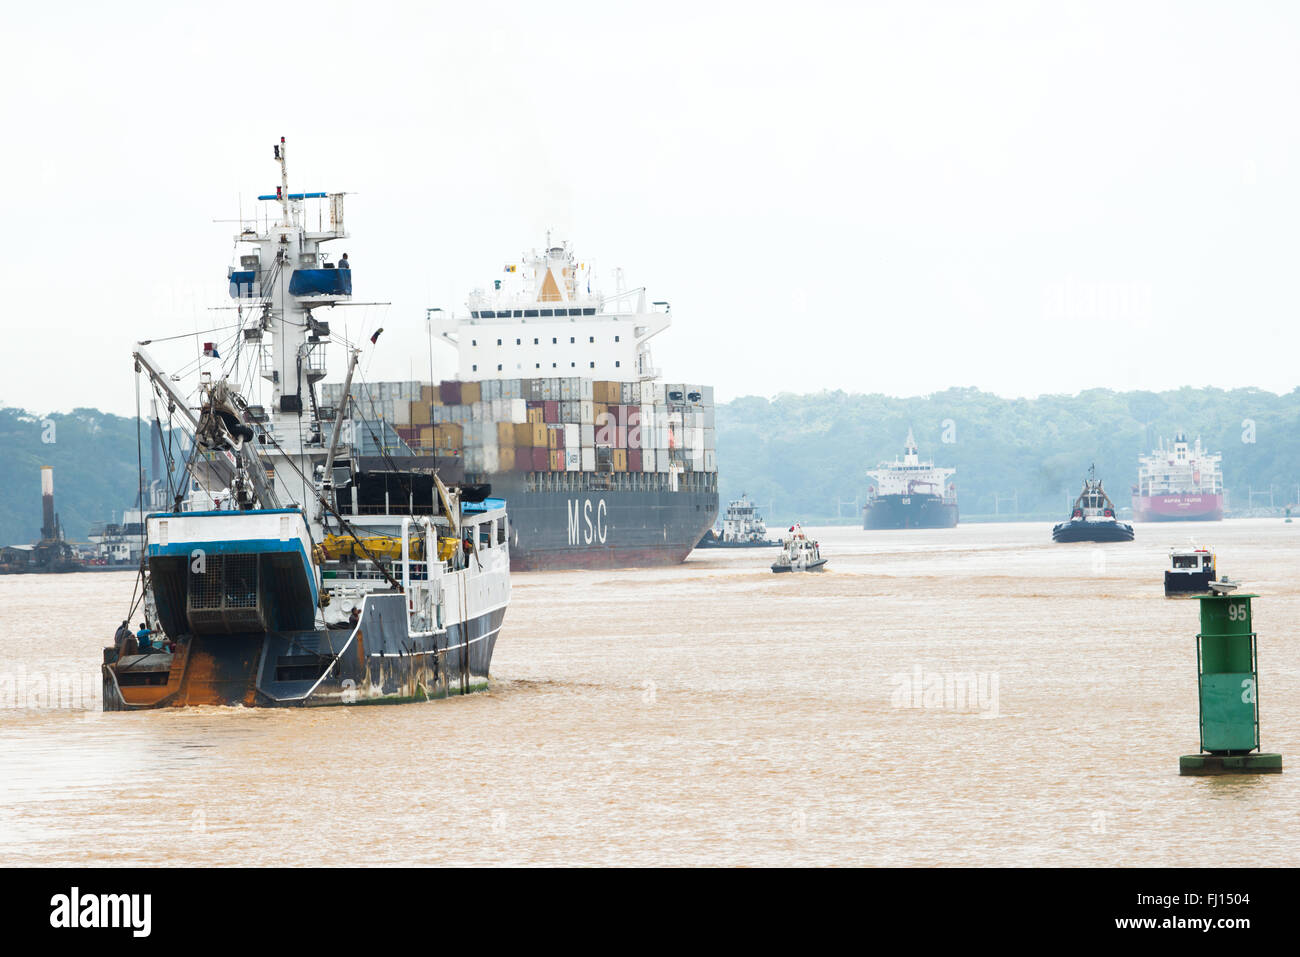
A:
40,466,57,541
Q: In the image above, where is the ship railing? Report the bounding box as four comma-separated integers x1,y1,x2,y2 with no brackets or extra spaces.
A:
324,563,433,583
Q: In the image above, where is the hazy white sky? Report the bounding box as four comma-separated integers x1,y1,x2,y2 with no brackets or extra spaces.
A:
2,1,1297,417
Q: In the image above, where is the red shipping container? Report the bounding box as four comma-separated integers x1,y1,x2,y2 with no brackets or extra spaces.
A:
531,447,549,471
628,449,642,472
544,400,559,423
547,425,565,450
513,451,531,473
549,450,564,471
439,380,462,405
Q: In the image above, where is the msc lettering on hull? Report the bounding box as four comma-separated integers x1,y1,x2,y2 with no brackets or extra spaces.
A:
567,498,608,545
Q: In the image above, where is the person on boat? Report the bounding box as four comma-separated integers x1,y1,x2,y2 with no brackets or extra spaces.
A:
339,253,350,269
113,619,131,649
136,622,154,652
348,607,361,629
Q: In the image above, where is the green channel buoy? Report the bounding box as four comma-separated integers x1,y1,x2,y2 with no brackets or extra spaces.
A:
1179,592,1283,775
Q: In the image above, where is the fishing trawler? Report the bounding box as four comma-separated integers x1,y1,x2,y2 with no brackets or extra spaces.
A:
697,495,776,548
770,524,826,573
102,139,511,710
1051,466,1135,542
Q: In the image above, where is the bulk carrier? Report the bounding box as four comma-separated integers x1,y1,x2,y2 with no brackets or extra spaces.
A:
863,430,958,529
323,240,719,570
1132,432,1224,522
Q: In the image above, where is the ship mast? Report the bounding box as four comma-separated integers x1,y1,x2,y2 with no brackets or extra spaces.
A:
238,137,349,518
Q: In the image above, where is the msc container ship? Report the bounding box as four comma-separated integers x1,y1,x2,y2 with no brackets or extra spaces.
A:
323,240,719,570
862,430,958,529
1132,431,1224,522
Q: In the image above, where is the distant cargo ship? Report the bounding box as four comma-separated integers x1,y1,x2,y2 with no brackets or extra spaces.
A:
1132,432,1224,522
324,239,719,570
863,430,958,529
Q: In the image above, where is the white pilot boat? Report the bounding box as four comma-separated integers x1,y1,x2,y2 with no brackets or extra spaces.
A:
770,523,827,573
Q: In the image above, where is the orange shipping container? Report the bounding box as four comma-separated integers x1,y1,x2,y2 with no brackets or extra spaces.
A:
499,446,516,471
513,423,533,446
526,407,544,425
461,381,481,404
410,402,431,426
530,423,548,447
612,449,628,472
549,450,564,471
497,422,516,447
419,425,434,448
547,426,563,450
434,423,463,447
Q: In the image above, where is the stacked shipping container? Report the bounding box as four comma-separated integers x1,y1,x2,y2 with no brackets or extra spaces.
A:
322,378,717,475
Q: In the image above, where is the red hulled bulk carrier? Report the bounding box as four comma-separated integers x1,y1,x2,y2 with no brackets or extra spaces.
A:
1132,432,1224,522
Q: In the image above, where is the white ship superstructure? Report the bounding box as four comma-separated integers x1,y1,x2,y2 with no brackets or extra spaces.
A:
867,429,955,497
1136,433,1223,496
431,238,670,382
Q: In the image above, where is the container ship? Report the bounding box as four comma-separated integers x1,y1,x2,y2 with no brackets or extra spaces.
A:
322,240,719,570
863,430,958,529
1132,432,1224,522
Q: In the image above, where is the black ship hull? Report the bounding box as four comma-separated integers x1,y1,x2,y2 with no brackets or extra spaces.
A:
1051,519,1135,543
103,596,505,710
863,494,958,530
480,472,719,571
771,559,827,573
696,532,777,549
1165,571,1214,597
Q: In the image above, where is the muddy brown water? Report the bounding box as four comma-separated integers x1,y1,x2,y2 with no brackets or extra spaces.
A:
1,519,1296,865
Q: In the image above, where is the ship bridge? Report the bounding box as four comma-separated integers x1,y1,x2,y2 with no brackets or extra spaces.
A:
429,237,671,382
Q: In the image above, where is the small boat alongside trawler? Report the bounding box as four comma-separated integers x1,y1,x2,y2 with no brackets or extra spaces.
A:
103,140,510,710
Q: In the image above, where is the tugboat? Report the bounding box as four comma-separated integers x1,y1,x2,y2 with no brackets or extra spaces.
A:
697,495,776,548
770,523,827,573
1051,466,1135,543
1165,547,1218,597
102,139,511,710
